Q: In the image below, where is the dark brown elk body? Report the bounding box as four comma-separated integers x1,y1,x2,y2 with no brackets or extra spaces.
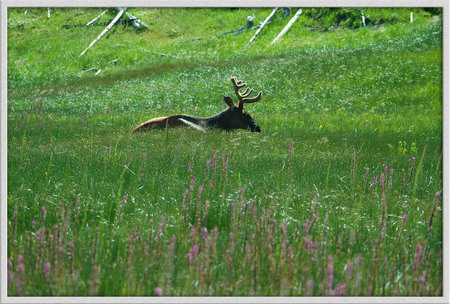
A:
132,76,262,133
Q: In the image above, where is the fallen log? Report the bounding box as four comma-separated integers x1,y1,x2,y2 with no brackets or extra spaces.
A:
80,7,125,56
246,7,278,46
268,8,302,46
86,9,108,26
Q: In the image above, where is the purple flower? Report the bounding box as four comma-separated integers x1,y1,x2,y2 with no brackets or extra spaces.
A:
303,220,309,234
373,175,377,187
414,242,424,270
190,177,196,190
327,255,334,286
213,226,218,238
212,153,217,174
364,167,370,186
403,214,408,222
201,227,208,238
346,262,352,282
187,252,193,264
31,217,37,228
239,187,244,199
155,287,162,296
183,188,189,201
436,191,441,197
223,153,229,174
123,195,128,203
44,261,51,276
171,236,176,244
335,283,347,296
281,222,287,235
192,244,199,259
36,228,43,239
198,185,203,197
190,227,196,237
41,205,46,220
305,237,311,250
205,200,210,207
17,254,23,263
18,263,24,276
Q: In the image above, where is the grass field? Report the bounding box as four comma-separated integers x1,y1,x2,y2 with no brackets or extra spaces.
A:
6,7,443,296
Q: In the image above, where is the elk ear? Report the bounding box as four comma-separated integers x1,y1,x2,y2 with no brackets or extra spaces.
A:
223,96,235,108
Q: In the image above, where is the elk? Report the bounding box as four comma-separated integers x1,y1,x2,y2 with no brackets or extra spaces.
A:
131,76,262,133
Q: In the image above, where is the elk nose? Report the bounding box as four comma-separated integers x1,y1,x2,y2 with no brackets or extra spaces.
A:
253,125,261,132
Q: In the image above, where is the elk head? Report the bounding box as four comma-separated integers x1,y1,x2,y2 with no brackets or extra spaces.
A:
220,76,262,132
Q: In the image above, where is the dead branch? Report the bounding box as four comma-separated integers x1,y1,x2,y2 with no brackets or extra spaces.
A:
246,7,279,46
86,9,108,26
80,7,125,57
268,8,302,46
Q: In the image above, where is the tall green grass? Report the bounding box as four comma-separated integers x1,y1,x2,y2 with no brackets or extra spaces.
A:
7,8,442,296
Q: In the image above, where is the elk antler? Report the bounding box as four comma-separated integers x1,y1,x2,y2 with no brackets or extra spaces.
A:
231,76,262,109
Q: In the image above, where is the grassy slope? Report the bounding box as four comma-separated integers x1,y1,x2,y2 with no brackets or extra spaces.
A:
7,8,443,296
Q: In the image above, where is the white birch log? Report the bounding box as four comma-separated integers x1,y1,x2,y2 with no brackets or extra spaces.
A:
86,9,108,26
80,8,125,57
268,8,302,46
246,8,278,46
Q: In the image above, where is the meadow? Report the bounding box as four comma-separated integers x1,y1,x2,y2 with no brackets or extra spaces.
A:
6,8,443,296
